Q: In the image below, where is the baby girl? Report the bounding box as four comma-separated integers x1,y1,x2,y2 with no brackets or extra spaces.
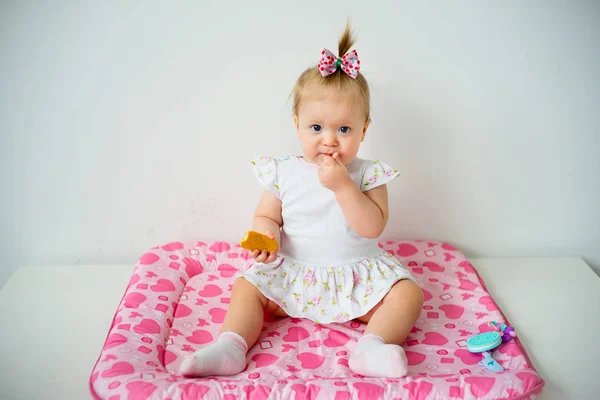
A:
180,23,423,379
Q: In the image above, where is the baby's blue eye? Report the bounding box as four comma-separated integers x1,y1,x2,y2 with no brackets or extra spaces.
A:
338,126,350,134
311,125,322,132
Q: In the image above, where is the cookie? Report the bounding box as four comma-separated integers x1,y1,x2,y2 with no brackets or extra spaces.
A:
240,230,278,253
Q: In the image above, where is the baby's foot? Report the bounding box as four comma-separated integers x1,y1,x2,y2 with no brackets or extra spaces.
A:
179,331,248,377
349,334,408,378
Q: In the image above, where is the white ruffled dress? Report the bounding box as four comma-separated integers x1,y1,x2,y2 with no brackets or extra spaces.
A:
242,155,415,324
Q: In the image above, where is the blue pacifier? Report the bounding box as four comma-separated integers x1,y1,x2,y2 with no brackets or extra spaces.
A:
466,321,516,372
466,331,502,353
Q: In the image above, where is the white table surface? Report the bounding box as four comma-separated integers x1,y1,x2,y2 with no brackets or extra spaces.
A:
0,257,598,400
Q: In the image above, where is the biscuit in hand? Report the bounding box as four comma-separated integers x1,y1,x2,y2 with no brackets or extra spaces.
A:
240,230,278,253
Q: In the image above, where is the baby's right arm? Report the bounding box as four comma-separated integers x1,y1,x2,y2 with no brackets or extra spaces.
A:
251,189,283,263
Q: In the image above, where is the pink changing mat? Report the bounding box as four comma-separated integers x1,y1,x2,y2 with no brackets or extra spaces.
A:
90,240,544,399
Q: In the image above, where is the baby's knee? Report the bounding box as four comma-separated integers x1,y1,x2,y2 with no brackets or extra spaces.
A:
233,278,268,306
388,280,424,308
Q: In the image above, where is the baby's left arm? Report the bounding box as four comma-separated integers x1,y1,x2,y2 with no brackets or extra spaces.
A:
335,183,389,239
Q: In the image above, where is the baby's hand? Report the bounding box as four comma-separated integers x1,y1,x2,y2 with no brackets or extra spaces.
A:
318,152,353,192
250,231,279,264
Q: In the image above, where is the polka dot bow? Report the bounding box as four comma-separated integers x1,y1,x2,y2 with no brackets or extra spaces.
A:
318,48,360,79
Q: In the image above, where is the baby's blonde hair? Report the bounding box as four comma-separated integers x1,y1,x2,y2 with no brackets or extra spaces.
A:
291,22,371,121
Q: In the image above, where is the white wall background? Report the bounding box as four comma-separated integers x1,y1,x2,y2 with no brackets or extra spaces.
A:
1,0,599,287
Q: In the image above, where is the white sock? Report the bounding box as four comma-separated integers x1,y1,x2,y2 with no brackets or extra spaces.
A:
178,331,248,377
349,333,408,378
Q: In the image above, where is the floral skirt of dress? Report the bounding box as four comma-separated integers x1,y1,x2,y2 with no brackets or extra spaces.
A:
241,251,416,324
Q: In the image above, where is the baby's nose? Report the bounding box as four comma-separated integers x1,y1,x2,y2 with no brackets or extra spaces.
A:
322,131,338,146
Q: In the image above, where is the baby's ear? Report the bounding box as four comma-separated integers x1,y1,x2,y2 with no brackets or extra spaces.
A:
361,118,371,141
293,115,300,131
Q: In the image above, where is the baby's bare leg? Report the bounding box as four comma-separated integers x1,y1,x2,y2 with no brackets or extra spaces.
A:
179,277,274,377
221,277,273,345
349,280,424,378
361,280,424,343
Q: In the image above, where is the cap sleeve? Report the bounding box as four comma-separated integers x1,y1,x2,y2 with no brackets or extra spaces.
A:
360,160,400,191
250,156,279,197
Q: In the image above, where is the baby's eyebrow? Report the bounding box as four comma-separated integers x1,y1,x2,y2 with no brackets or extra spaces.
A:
307,120,353,126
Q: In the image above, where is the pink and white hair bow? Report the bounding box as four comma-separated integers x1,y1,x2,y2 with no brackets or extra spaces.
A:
318,48,360,79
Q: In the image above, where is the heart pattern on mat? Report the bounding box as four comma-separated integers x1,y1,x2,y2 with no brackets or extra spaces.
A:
90,240,543,400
